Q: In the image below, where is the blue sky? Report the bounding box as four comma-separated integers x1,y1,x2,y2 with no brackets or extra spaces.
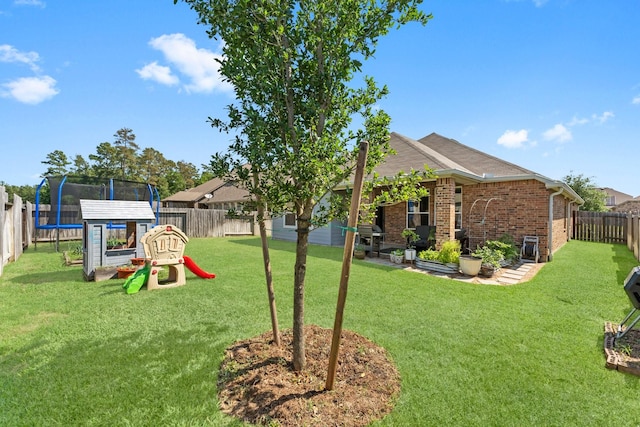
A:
1,0,639,196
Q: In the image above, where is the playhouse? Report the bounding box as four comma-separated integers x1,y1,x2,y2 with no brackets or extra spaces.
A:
80,199,157,281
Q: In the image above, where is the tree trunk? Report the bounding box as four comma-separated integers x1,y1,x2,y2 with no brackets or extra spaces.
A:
292,215,310,371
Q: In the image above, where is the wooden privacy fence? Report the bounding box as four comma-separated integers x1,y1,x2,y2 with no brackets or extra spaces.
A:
32,205,257,242
0,186,33,277
572,211,628,244
158,208,256,238
628,215,640,262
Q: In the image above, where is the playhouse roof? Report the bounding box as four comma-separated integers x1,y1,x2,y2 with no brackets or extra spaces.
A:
79,200,156,221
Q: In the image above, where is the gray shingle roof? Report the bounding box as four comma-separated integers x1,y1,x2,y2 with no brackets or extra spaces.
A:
162,178,226,203
205,182,250,204
374,132,534,178
79,200,156,221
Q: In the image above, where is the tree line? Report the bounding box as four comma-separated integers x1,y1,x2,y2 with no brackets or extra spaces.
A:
1,127,216,203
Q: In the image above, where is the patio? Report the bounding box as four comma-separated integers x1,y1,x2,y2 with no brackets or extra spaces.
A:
362,255,543,285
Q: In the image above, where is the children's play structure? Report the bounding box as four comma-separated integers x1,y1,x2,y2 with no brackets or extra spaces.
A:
80,199,157,281
122,224,215,294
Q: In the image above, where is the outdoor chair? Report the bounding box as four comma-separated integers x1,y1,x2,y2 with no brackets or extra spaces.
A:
414,225,436,251
455,228,469,254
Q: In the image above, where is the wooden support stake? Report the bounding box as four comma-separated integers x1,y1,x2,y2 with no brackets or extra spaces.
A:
325,140,369,391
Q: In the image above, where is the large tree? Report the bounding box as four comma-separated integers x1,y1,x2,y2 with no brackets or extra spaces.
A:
69,154,92,177
88,142,120,178
41,150,70,177
178,0,431,371
563,172,607,212
113,127,140,180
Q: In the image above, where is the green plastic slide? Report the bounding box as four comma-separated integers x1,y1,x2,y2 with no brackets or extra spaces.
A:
122,266,150,294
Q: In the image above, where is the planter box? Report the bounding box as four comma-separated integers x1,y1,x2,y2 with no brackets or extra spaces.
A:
415,259,459,274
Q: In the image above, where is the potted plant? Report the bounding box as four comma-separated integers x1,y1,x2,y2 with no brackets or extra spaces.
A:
471,245,504,277
459,254,482,276
401,228,419,261
353,244,366,260
389,248,404,264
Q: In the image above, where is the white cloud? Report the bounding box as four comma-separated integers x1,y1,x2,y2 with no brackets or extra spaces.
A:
592,111,614,124
1,76,59,104
136,61,179,86
0,44,41,72
14,0,46,6
142,33,231,94
633,96,640,105
543,123,572,143
502,0,548,6
497,129,528,148
567,115,588,126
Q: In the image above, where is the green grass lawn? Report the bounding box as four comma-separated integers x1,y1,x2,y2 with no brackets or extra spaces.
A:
1,238,639,426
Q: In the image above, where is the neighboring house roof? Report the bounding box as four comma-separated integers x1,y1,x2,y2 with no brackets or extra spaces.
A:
79,200,156,221
204,182,251,205
368,132,583,204
611,196,640,214
162,178,227,203
163,178,251,205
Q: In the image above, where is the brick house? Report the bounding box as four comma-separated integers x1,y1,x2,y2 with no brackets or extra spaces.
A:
600,187,635,210
272,132,584,262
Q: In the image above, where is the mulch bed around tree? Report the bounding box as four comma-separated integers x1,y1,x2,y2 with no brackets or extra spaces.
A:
217,325,400,426
604,322,640,376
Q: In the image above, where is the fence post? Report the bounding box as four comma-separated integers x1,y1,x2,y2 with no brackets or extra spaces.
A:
13,194,23,262
0,185,6,277
633,216,640,261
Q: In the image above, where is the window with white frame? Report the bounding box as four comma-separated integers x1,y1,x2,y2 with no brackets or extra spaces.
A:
407,195,430,228
283,212,297,228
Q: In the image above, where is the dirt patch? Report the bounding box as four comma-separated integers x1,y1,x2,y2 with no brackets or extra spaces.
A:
604,322,640,375
218,325,400,426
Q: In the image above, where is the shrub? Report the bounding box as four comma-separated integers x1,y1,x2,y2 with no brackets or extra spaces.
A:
418,248,440,261
438,240,461,264
485,236,519,264
471,246,504,269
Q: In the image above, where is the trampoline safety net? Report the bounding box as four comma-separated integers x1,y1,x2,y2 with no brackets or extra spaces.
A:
41,176,157,227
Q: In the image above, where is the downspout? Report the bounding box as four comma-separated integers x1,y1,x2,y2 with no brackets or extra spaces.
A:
567,201,572,241
548,188,563,261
